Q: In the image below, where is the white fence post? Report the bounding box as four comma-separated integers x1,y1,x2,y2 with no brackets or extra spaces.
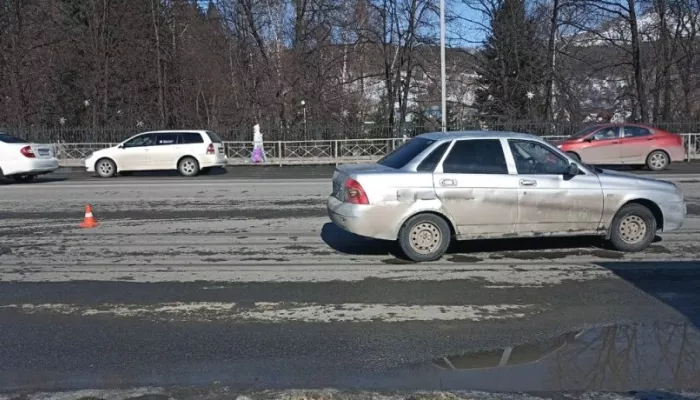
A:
277,141,283,166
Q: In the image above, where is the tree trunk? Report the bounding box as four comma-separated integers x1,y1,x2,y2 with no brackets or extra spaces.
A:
544,0,560,127
627,0,647,122
150,0,166,127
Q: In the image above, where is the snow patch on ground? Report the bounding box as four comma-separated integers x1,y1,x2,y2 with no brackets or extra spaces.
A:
0,302,535,322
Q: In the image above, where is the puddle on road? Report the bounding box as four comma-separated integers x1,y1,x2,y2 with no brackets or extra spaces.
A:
4,322,700,393
499,249,625,260
352,321,700,392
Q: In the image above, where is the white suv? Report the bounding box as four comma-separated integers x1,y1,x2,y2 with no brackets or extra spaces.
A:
85,130,228,177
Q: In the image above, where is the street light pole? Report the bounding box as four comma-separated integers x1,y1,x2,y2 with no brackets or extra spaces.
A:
440,0,446,132
301,100,307,137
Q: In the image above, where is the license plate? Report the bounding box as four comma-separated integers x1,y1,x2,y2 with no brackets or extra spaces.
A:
218,148,224,153
38,149,50,156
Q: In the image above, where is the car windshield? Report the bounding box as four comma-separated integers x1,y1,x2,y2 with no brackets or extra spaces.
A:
568,125,600,140
0,133,29,143
377,137,436,169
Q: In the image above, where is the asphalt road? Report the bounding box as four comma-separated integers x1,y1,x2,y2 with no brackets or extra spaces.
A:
2,172,700,399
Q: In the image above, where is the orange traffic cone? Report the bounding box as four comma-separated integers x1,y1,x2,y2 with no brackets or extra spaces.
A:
79,204,99,228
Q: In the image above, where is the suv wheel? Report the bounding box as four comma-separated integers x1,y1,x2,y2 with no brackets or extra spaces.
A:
398,214,452,262
96,158,117,178
609,203,657,252
178,157,200,177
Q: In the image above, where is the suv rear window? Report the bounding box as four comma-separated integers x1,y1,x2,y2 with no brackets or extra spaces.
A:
181,132,204,144
377,137,436,169
206,131,223,143
0,133,29,143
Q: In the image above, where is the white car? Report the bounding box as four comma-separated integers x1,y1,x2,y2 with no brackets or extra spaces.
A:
0,132,59,182
85,130,228,177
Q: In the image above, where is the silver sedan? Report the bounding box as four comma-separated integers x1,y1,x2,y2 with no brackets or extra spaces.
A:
327,131,686,262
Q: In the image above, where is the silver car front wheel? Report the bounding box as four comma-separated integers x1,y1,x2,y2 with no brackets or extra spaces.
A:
609,203,656,252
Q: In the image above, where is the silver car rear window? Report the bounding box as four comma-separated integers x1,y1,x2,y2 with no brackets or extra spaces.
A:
377,137,436,169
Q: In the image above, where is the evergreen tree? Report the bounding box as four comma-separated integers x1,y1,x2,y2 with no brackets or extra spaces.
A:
473,0,546,122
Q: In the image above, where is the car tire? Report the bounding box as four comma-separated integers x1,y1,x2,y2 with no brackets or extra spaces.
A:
609,203,657,252
12,174,36,183
96,158,117,178
566,152,580,162
178,157,200,177
398,213,452,262
646,150,669,171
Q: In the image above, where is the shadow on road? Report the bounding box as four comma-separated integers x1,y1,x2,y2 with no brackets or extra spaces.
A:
320,223,397,256
114,167,229,177
321,222,663,260
598,260,700,328
0,177,70,185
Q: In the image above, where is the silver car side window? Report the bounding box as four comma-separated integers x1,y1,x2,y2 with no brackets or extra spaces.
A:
508,140,570,175
441,139,508,174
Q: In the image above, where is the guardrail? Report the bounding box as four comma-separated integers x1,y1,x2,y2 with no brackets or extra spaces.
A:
54,133,700,167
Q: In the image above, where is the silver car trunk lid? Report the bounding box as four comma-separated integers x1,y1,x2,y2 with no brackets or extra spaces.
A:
331,163,394,200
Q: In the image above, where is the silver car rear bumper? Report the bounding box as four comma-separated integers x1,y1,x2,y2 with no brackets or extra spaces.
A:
327,196,398,241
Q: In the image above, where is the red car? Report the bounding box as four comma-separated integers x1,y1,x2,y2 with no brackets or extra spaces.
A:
552,123,685,171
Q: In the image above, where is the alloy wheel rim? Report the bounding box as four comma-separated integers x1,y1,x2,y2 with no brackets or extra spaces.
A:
650,153,667,169
182,161,196,174
99,162,113,176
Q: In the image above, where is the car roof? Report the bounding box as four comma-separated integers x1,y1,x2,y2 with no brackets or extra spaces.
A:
139,130,210,134
418,130,542,141
587,122,657,129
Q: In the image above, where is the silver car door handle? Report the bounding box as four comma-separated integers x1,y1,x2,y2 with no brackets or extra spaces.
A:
519,179,537,187
440,179,457,187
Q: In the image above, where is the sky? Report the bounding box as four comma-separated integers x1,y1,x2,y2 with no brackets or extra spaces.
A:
448,2,489,47
198,0,490,48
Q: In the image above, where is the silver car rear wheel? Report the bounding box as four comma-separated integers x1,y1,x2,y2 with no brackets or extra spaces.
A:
398,213,451,262
409,222,442,255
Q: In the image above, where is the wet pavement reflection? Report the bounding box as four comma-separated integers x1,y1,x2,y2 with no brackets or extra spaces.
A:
352,322,700,391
